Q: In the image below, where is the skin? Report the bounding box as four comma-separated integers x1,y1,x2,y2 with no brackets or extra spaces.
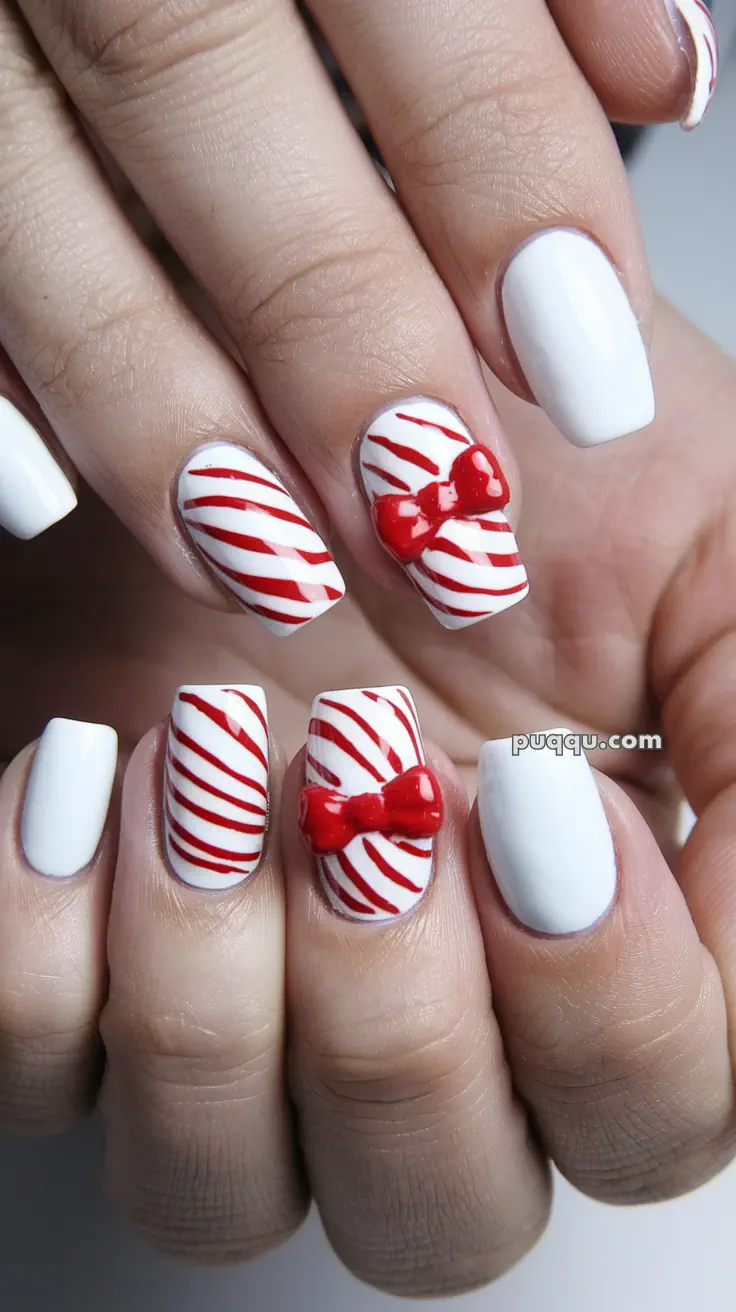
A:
0,300,735,1294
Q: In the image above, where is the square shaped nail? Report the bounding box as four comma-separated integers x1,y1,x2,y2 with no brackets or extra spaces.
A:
300,685,442,921
178,443,345,637
359,398,528,630
164,685,269,889
21,719,118,877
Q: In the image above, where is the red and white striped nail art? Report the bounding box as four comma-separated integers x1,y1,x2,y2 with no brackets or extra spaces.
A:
359,399,528,630
178,444,345,637
300,685,443,922
164,685,269,890
670,0,718,129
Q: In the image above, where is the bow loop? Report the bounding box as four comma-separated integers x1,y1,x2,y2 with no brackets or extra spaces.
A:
371,443,509,563
300,765,444,855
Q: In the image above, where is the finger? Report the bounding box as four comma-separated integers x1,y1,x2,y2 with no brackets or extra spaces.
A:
23,0,529,629
471,733,734,1202
0,9,344,635
0,354,76,540
102,689,307,1262
284,686,550,1297
0,718,117,1132
549,0,718,130
308,0,655,449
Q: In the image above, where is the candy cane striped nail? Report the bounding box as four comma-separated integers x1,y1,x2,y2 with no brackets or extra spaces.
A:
668,0,718,130
164,685,269,890
300,685,443,922
360,399,528,630
178,444,345,637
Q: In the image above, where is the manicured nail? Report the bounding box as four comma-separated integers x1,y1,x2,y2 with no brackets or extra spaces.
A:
501,229,655,448
300,685,443,921
0,398,76,539
164,685,269,890
667,0,718,129
21,719,118,877
359,398,528,630
177,443,345,637
477,732,617,935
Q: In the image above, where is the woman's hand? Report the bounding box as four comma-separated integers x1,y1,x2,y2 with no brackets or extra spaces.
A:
0,0,718,635
0,297,734,1294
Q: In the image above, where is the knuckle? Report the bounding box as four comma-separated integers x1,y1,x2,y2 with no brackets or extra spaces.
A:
394,41,584,208
298,991,474,1108
233,236,408,362
45,0,272,87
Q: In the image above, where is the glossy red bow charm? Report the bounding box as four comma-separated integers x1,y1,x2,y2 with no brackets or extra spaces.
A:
299,765,444,855
371,443,509,563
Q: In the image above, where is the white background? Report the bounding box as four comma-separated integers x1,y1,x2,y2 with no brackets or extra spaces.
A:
5,5,736,1308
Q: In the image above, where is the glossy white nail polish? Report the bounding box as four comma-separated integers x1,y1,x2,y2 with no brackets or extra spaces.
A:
0,398,76,539
178,444,345,637
477,731,617,935
21,719,118,878
301,686,441,921
501,229,655,448
360,398,528,629
667,0,718,130
164,685,269,890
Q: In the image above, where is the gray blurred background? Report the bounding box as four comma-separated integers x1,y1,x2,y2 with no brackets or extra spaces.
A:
6,5,736,1309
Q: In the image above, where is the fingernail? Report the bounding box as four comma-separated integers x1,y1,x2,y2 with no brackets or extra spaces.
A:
501,229,655,448
477,731,617,934
164,685,269,890
666,0,718,130
21,719,118,877
359,398,528,630
0,398,76,539
300,685,443,921
177,443,345,637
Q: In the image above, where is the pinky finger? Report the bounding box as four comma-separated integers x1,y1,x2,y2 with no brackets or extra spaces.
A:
0,717,117,1132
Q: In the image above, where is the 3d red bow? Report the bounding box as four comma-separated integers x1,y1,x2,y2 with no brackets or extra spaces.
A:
371,443,509,563
299,765,444,855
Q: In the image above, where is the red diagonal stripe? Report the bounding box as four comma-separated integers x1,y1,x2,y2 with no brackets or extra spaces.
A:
362,690,422,762
188,466,288,493
366,433,439,475
225,689,268,736
320,698,402,774
390,839,432,857
309,718,387,783
427,537,520,568
191,526,332,565
168,752,266,815
169,783,265,834
336,851,400,915
321,862,376,916
307,752,341,787
166,806,259,863
414,559,524,595
179,692,269,770
362,839,424,893
170,721,268,798
168,833,248,877
362,462,411,492
183,493,313,530
395,411,470,444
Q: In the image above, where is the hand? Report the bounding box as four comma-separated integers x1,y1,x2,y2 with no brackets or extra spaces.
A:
0,0,718,634
2,297,735,1295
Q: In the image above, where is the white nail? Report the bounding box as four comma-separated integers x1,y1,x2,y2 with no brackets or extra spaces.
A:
667,0,718,131
21,719,118,878
178,443,345,638
303,686,439,921
0,398,76,539
164,685,269,890
477,732,617,934
360,398,528,630
501,230,655,448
